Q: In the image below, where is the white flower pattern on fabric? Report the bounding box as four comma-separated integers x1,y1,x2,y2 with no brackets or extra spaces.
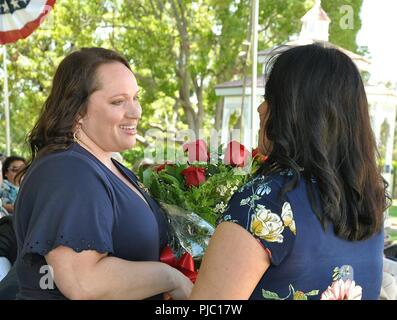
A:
281,202,296,235
250,204,284,243
256,183,272,196
239,175,266,192
320,279,362,300
240,194,261,207
262,265,362,300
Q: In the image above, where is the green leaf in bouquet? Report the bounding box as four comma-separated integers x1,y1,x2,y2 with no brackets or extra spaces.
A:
250,157,262,174
190,184,203,201
163,187,179,206
150,174,164,200
217,143,224,157
158,171,182,188
163,164,178,177
206,163,220,176
164,163,187,185
201,210,218,226
172,184,190,208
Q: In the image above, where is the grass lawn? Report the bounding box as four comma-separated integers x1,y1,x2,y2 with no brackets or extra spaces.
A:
389,206,397,218
389,229,397,243
387,205,397,243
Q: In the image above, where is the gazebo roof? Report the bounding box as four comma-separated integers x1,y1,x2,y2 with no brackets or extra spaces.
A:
216,1,371,94
215,77,265,89
365,83,397,99
216,40,372,91
301,0,331,23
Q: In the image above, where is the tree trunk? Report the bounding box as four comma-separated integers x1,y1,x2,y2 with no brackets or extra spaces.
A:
171,0,199,135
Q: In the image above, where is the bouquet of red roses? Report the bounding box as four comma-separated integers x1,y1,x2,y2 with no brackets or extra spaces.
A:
138,140,266,268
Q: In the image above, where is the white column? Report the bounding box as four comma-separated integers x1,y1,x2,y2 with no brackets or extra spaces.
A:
250,0,259,150
3,45,11,156
221,108,231,146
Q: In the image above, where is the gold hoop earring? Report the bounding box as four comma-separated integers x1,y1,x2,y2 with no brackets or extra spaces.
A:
73,126,81,143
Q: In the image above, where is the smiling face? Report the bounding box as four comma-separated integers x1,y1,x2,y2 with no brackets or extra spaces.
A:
78,62,141,154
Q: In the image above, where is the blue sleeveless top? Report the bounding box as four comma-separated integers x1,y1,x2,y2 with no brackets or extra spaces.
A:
14,143,169,299
218,170,384,300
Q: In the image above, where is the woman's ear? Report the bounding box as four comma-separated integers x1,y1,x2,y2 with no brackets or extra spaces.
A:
73,117,83,134
74,120,82,130
76,113,85,126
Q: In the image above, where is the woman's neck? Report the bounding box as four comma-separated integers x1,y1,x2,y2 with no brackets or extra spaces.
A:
76,131,113,169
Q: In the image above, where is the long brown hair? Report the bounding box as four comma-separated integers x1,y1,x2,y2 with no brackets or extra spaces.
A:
258,44,390,241
19,47,131,181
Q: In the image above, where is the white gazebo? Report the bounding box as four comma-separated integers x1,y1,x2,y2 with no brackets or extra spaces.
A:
215,0,397,191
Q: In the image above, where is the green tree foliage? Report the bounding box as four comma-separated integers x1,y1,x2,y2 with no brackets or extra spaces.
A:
258,0,309,48
0,0,363,163
321,0,363,53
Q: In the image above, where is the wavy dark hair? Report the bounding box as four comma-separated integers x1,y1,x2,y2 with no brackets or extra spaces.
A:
18,47,131,182
2,156,26,179
257,43,390,241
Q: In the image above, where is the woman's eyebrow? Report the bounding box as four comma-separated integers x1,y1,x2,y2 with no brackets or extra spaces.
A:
109,93,130,98
110,91,139,98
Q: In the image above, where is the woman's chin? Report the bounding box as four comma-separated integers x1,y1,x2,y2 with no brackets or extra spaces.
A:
110,134,138,152
121,137,137,150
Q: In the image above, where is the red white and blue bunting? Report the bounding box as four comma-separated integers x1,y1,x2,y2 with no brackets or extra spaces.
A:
0,0,56,44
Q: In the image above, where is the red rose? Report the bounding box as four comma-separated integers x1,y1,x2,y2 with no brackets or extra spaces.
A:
181,167,206,187
155,162,173,172
224,141,251,167
252,148,269,162
182,139,209,163
252,147,259,158
155,164,166,172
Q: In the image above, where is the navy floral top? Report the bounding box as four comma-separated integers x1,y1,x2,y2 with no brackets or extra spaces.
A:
218,170,384,300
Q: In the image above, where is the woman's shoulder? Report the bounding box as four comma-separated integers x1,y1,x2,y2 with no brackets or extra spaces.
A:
26,145,109,184
237,169,292,197
34,145,98,170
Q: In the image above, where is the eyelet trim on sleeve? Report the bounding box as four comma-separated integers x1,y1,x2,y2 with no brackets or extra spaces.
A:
22,236,113,256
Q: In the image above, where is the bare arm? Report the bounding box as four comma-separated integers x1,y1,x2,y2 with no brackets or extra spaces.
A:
45,246,193,300
190,221,271,299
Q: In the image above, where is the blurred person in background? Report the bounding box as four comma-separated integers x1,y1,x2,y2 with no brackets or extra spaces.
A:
1,156,26,214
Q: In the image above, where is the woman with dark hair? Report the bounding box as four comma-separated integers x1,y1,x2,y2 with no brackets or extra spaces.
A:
1,156,26,213
14,47,193,300
190,44,389,300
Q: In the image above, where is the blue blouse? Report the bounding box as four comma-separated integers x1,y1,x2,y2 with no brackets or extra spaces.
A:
14,143,169,299
1,179,20,206
219,170,384,300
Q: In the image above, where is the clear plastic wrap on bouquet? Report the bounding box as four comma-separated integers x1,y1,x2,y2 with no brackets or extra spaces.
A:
160,202,215,262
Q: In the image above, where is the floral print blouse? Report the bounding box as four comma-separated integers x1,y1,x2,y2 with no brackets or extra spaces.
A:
218,170,384,300
0,179,19,206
